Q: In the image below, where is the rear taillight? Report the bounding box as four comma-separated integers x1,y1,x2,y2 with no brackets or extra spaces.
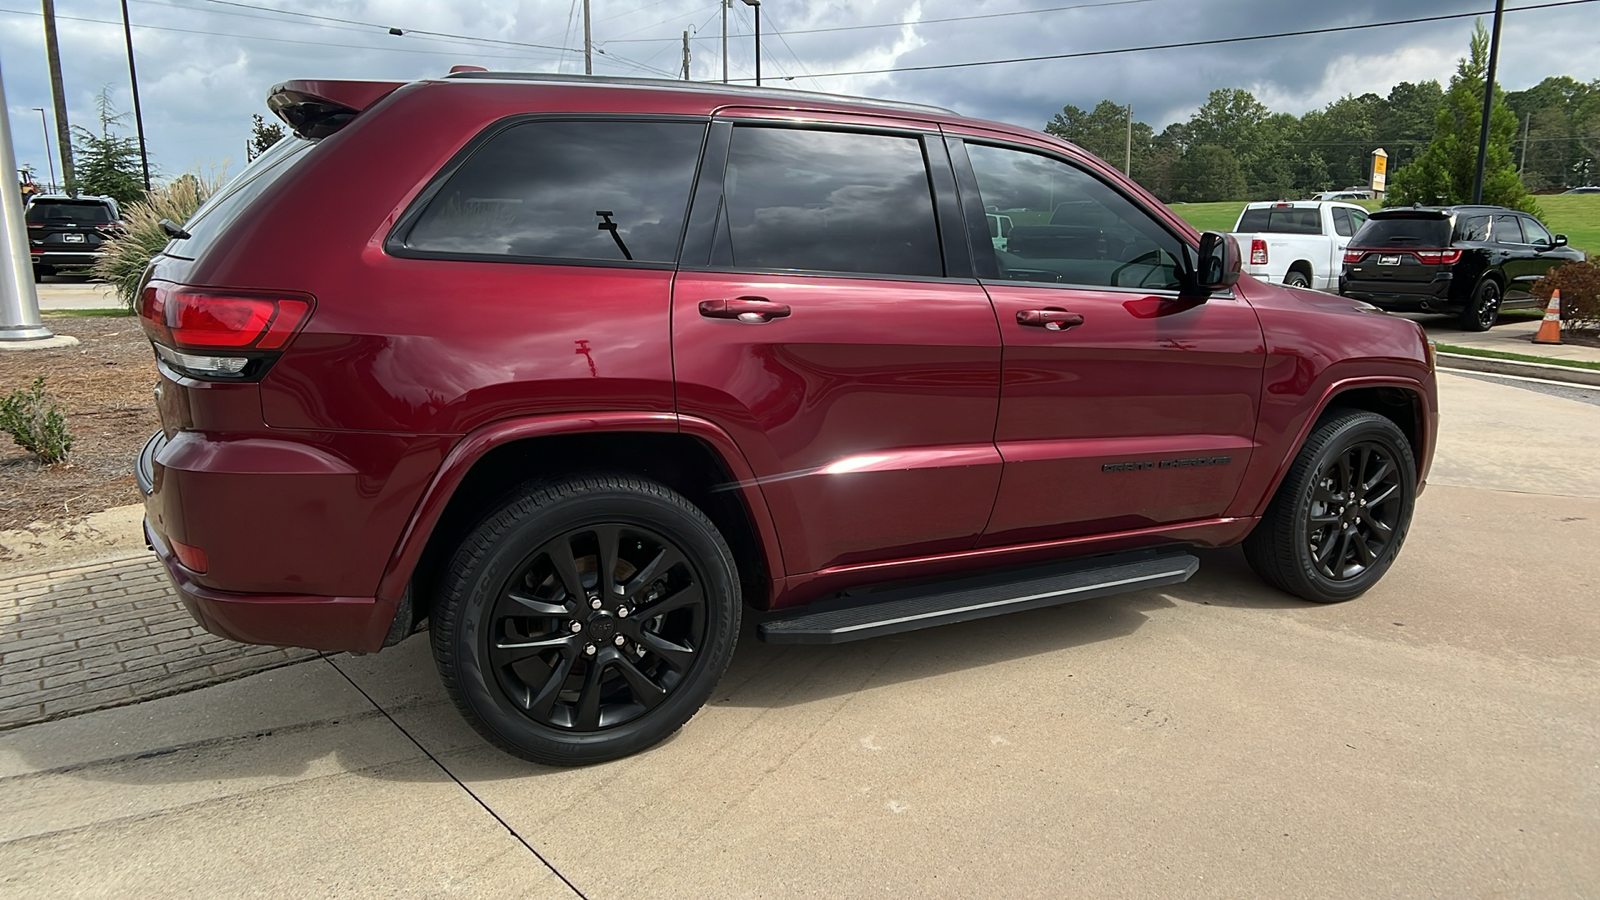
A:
1343,250,1365,264
1414,249,1463,265
138,283,314,380
1250,239,1268,266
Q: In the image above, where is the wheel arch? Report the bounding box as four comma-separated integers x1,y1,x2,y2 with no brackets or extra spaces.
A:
1286,260,1314,282
375,413,784,628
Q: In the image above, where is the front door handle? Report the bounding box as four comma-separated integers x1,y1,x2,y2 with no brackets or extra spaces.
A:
1017,309,1084,331
699,297,792,323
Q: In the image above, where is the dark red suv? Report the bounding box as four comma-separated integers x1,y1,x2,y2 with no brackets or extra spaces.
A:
136,73,1437,764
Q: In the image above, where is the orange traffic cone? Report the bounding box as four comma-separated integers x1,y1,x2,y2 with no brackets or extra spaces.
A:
1533,290,1562,344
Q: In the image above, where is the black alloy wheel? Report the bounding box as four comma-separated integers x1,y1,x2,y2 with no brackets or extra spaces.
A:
432,475,740,765
1462,278,1501,331
1244,409,1417,603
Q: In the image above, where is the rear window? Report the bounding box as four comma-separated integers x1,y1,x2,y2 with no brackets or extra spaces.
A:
167,134,316,260
26,201,114,225
1350,215,1450,247
1236,207,1322,235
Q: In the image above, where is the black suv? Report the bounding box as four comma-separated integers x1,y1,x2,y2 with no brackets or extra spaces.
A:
26,195,123,279
1339,205,1584,330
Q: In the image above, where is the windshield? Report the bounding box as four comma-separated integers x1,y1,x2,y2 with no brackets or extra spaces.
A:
1350,216,1450,247
26,201,114,225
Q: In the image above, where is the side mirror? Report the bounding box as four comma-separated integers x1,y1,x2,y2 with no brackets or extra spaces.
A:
1194,231,1241,290
1553,234,1569,248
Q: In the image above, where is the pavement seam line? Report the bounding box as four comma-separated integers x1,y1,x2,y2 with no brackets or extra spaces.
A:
323,655,588,900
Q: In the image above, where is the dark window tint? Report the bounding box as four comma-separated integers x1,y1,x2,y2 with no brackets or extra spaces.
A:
1331,207,1353,237
1522,216,1553,245
1492,214,1524,244
26,200,114,225
407,120,705,264
171,135,315,260
965,143,1183,290
1237,207,1322,235
1455,216,1490,242
1351,216,1450,247
716,128,942,277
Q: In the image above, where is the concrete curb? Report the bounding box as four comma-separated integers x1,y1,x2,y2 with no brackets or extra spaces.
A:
1437,351,1600,388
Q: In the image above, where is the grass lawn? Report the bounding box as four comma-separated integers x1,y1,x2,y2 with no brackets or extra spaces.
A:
1167,195,1598,257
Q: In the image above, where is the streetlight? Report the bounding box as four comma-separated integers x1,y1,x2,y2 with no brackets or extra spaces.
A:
740,0,760,87
31,109,56,191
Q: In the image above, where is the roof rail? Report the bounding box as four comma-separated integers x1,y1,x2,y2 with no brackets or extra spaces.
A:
440,71,957,116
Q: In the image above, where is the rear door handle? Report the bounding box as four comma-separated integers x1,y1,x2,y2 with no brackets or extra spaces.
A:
1017,309,1084,331
699,297,792,323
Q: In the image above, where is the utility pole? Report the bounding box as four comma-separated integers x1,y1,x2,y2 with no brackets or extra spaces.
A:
0,57,59,344
583,0,592,75
120,0,151,191
721,0,729,83
32,109,56,190
682,31,691,80
1519,112,1530,173
1125,104,1133,177
740,0,761,87
41,0,75,194
1472,0,1505,204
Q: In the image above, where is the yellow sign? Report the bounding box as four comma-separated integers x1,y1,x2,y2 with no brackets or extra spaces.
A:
1371,148,1389,193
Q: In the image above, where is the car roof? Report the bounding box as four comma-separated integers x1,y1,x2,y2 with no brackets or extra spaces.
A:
1369,204,1511,218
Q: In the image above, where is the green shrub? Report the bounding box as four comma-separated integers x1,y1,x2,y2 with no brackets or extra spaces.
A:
93,171,223,310
1531,260,1600,331
0,377,74,465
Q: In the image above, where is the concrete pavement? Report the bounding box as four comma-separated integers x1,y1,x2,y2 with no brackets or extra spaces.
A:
32,278,120,311
1,370,1597,897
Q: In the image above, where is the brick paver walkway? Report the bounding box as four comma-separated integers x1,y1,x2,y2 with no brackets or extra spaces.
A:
0,555,317,729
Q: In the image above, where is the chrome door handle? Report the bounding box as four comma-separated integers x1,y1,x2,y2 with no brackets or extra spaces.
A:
699,297,792,323
1017,309,1084,331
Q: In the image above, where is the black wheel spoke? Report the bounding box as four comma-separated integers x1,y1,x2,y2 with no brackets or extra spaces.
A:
549,537,587,604
623,545,687,599
504,590,570,618
636,581,703,619
1309,513,1340,527
527,651,576,718
615,656,667,709
1336,453,1354,495
1362,460,1393,494
1351,530,1377,565
1367,483,1399,508
638,630,696,673
491,633,572,668
595,525,623,602
574,657,606,730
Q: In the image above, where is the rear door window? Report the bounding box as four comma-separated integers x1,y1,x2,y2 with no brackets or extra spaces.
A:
404,119,706,265
1492,214,1524,244
1351,216,1450,247
713,127,943,277
1331,208,1353,237
1456,216,1490,242
1521,216,1552,245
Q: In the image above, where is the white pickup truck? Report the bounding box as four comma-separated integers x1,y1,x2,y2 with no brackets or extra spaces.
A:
1228,200,1370,290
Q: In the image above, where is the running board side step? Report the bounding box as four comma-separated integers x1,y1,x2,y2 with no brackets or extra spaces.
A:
758,551,1198,645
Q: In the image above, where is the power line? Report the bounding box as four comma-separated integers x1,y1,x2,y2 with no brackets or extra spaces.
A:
724,0,1600,81
195,0,579,53
603,0,1154,43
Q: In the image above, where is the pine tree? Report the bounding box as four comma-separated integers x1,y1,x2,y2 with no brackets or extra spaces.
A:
1386,22,1537,213
247,114,286,162
72,87,147,207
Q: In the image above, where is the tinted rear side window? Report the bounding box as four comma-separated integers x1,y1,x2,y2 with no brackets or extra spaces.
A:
714,127,942,277
1236,208,1322,234
1331,208,1353,237
169,135,316,260
405,120,706,264
1351,216,1450,247
1492,214,1524,244
1455,216,1490,242
26,201,114,225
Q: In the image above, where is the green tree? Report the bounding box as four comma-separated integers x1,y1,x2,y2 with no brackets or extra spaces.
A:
72,87,146,207
1171,144,1247,202
1506,76,1599,190
247,113,285,162
1386,22,1536,213
1045,100,1153,176
1376,80,1447,174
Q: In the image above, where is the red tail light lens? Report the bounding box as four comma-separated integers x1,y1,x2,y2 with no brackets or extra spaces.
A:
1414,249,1463,265
1250,239,1268,265
1343,250,1366,264
170,538,210,574
139,284,313,351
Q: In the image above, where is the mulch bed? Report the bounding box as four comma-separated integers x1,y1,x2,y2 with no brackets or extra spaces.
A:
0,316,159,531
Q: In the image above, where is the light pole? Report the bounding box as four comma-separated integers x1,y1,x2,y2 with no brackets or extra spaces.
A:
119,0,151,191
1,58,58,343
32,109,56,191
740,0,760,87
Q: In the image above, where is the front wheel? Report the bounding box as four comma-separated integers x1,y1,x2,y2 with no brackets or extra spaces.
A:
431,475,741,765
1243,410,1417,603
1460,278,1501,331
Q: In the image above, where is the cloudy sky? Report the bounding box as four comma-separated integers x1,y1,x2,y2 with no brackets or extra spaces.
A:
3,0,1598,182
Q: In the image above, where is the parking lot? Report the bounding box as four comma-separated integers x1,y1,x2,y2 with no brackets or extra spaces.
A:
2,367,1596,898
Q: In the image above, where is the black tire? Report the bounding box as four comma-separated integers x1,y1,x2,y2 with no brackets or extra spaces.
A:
1284,270,1311,289
1243,409,1417,603
1459,278,1501,331
431,475,740,765
32,266,54,281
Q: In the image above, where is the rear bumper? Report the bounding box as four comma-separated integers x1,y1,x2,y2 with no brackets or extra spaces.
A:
137,430,402,654
31,250,103,268
1340,274,1458,311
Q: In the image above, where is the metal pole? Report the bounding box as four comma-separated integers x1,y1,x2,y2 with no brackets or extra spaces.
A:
0,58,56,342
119,0,151,191
33,109,56,190
754,5,761,87
41,0,75,193
1519,112,1529,173
1472,0,1505,204
1125,104,1132,176
583,0,592,75
721,1,728,84
683,30,690,80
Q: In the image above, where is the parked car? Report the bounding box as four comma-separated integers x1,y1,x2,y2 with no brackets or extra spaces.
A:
1229,200,1370,289
26,194,123,279
135,72,1438,765
1562,185,1600,194
1310,190,1369,202
1339,205,1585,330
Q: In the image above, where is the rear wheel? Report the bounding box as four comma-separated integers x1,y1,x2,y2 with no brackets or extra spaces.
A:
1284,270,1311,289
431,475,740,765
1244,410,1416,603
32,266,54,281
1460,278,1501,331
